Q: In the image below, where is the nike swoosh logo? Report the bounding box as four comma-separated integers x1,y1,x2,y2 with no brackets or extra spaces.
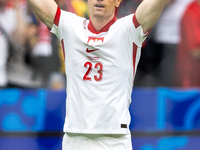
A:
86,48,99,53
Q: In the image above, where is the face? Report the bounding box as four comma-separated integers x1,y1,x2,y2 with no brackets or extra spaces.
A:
88,0,122,19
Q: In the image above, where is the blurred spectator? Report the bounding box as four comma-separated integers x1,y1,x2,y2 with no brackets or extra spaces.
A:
0,0,42,88
135,0,193,87
29,18,54,88
177,0,200,87
24,0,68,89
0,0,70,89
30,19,67,89
154,0,193,87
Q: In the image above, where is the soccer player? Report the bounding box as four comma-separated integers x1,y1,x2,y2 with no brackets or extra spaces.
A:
26,0,168,149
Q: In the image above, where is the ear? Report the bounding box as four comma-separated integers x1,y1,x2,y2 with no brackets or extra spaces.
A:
116,0,122,7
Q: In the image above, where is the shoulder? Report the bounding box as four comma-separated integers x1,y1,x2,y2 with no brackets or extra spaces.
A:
53,8,86,29
59,9,86,25
117,14,134,22
118,14,141,29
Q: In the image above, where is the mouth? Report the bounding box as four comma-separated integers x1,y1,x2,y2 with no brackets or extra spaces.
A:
94,4,105,8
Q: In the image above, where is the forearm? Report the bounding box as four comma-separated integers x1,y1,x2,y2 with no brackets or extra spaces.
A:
26,0,57,28
136,0,169,33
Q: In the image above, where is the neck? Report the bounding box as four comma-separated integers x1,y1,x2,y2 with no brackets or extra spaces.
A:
90,13,115,32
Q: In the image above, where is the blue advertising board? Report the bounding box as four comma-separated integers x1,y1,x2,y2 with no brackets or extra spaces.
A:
0,88,200,150
130,88,200,131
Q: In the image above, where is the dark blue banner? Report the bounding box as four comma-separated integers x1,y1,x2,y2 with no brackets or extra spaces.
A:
0,88,200,150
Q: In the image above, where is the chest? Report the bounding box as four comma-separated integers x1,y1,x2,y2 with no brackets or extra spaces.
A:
64,27,133,82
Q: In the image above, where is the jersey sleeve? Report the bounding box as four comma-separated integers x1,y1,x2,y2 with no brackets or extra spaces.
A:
50,7,75,40
120,14,148,47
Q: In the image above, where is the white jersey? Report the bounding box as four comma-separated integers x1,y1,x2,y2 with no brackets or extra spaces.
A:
51,7,147,134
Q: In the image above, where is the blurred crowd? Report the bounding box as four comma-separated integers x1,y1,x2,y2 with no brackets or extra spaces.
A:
0,0,199,89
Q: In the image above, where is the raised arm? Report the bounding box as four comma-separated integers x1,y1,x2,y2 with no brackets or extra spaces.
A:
135,0,169,33
26,0,58,29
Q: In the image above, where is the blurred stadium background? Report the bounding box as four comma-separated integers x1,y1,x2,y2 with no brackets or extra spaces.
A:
0,88,200,150
0,0,200,149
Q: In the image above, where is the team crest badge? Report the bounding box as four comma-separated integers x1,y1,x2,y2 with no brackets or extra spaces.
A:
87,37,104,45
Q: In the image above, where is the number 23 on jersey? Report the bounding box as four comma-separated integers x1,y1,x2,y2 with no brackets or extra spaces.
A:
83,62,103,82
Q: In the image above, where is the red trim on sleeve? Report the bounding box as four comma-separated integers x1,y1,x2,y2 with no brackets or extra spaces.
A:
54,7,61,27
133,14,151,35
61,39,65,59
132,15,140,29
133,42,138,76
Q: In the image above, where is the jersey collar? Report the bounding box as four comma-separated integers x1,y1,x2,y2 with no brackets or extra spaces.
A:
88,16,117,34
